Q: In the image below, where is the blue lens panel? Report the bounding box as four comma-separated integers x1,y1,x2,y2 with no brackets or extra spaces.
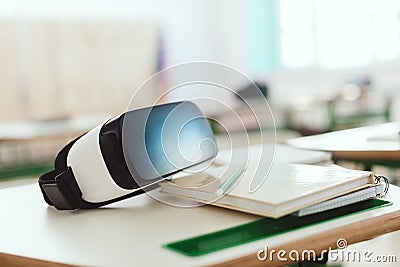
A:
122,101,217,181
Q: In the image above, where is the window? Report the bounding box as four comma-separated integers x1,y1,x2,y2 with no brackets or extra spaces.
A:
279,0,400,68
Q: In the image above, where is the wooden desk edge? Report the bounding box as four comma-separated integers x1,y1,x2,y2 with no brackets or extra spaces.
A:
332,150,400,161
210,210,400,267
0,253,78,267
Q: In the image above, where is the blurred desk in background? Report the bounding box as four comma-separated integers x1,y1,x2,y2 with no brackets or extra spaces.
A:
326,91,390,131
286,122,400,169
0,119,92,141
287,90,390,135
0,116,107,179
214,129,300,150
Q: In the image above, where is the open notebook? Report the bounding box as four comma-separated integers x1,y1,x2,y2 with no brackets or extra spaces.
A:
160,162,383,218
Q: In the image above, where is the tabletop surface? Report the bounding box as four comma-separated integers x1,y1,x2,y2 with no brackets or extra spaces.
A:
286,123,400,162
0,182,399,267
0,116,108,141
286,122,400,152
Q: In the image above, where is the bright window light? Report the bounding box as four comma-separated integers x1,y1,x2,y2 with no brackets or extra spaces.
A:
278,0,400,69
279,0,314,68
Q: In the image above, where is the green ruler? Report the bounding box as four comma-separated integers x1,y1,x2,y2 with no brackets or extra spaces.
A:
164,199,392,256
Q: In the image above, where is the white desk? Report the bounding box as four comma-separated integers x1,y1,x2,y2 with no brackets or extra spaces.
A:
0,183,399,267
0,117,107,168
286,122,400,162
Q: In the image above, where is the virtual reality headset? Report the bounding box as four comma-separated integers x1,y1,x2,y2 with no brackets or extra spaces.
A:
39,101,217,210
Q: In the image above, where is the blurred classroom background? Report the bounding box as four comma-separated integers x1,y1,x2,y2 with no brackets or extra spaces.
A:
1,1,400,266
0,0,400,180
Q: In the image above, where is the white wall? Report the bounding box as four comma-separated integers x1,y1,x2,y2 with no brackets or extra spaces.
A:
2,0,398,117
0,0,249,69
0,0,254,119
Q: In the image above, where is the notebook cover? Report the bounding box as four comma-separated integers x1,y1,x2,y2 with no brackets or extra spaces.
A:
161,162,374,218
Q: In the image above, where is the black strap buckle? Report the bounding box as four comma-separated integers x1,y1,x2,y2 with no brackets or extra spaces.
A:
39,167,82,210
38,135,153,210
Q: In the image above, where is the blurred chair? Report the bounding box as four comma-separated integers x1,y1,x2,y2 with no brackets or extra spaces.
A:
327,75,390,131
327,92,390,131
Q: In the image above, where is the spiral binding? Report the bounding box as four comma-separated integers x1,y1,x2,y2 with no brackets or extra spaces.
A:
374,175,389,196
